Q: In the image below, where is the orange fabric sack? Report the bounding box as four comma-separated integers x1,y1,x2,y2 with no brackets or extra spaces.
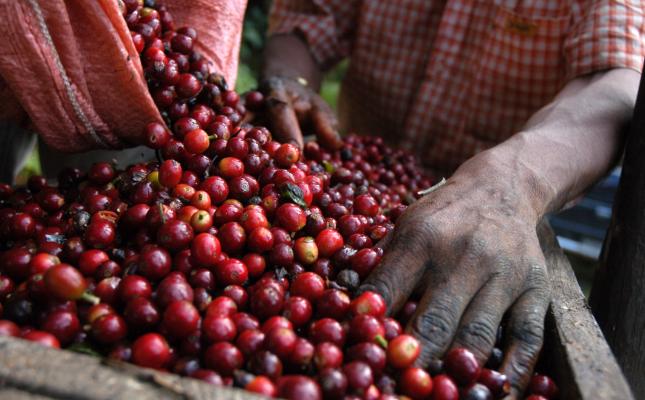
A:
0,0,246,152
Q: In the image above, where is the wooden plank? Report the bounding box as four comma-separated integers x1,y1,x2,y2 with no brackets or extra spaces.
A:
0,222,631,399
589,62,645,399
0,336,264,400
538,222,633,399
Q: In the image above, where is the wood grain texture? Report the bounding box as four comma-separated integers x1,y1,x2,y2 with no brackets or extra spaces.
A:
0,222,631,399
538,222,633,400
0,336,265,400
589,62,645,399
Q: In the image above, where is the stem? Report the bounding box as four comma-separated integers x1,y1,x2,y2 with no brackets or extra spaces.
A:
417,177,446,197
374,334,388,349
80,291,100,305
158,203,167,224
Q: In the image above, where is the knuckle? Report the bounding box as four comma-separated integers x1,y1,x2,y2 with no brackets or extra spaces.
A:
411,307,455,346
393,216,438,253
457,318,498,350
525,263,550,291
511,317,545,350
507,356,534,392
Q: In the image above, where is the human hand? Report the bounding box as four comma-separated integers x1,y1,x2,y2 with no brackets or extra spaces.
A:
360,156,551,397
260,76,342,150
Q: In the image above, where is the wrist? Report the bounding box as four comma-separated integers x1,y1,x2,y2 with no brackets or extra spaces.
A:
259,75,309,91
261,34,323,90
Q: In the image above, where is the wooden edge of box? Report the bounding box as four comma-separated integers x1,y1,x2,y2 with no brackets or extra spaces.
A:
0,335,266,400
538,222,633,400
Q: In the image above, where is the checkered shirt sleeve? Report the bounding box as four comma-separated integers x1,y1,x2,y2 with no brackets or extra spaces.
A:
268,0,359,69
565,0,645,78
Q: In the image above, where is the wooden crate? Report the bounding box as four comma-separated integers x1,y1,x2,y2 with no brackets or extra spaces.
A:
0,223,633,399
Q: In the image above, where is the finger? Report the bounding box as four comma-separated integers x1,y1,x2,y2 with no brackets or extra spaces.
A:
311,97,342,150
500,286,550,397
407,266,485,367
357,216,435,313
373,230,393,251
264,81,304,148
448,275,517,364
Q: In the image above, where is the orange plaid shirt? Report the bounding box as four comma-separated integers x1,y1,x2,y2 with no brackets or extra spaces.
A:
269,0,645,173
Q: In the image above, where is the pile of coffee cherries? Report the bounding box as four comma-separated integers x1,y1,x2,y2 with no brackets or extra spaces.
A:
0,1,558,399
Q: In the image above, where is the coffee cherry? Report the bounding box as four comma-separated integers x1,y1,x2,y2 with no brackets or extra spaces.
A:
349,314,385,344
202,314,236,342
399,367,433,400
157,219,194,251
432,375,459,400
176,73,202,98
245,376,276,397
162,300,200,339
319,368,348,398
444,348,482,387
204,342,244,375
248,350,283,380
282,296,312,327
10,213,35,240
218,157,245,179
309,318,345,347
277,375,322,400
41,310,80,346
29,253,61,275
23,330,60,348
191,233,221,268
144,122,171,149
294,236,318,265
0,320,20,337
275,204,306,233
343,361,373,391
44,264,97,304
132,333,171,369
265,327,297,360
478,368,510,398
462,383,492,400
184,129,210,154
387,334,420,369
138,245,171,280
159,159,183,188
92,313,128,344
350,291,386,318
315,229,344,258
275,143,300,168
124,297,159,330
528,374,559,398
291,272,325,302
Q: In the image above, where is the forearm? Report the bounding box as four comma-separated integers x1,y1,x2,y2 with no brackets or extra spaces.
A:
261,34,324,91
457,68,639,220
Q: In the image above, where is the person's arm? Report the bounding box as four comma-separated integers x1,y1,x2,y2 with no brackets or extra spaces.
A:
360,67,639,396
259,0,360,149
262,34,324,91
259,34,341,149
492,68,636,215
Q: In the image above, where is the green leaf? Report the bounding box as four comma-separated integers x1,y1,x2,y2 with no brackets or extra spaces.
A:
322,160,335,174
67,342,102,357
280,183,307,208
